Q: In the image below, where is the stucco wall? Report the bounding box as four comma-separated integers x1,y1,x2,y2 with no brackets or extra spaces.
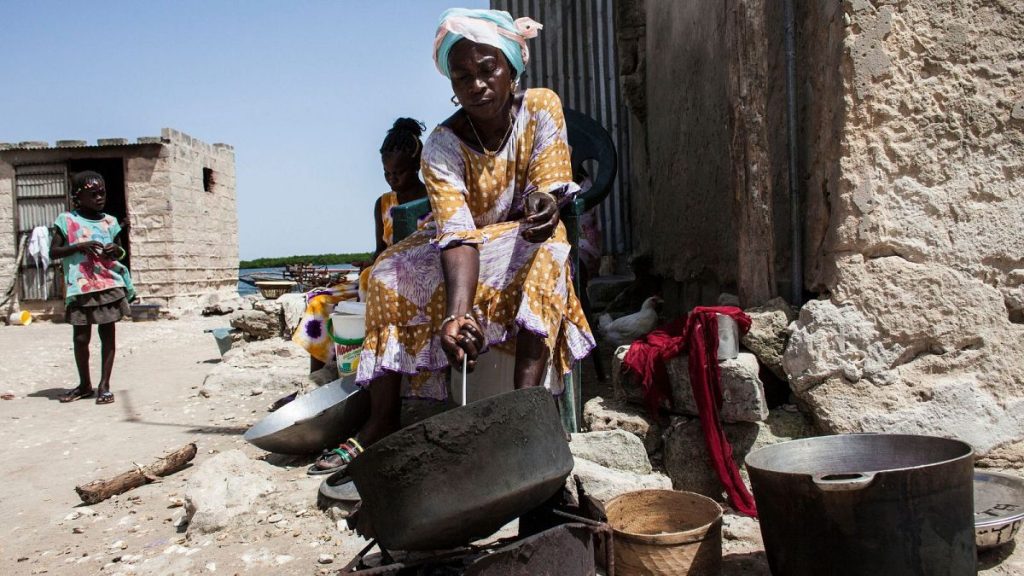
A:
784,0,1024,463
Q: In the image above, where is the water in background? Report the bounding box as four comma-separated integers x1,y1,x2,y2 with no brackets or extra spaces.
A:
237,267,284,297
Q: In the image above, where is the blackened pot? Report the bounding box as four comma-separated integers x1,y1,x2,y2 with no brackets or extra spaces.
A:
745,434,975,576
348,387,574,551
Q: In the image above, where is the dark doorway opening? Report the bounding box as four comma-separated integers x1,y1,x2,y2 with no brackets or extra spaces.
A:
67,158,130,269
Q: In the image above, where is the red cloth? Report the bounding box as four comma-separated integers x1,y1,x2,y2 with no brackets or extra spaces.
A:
622,305,758,516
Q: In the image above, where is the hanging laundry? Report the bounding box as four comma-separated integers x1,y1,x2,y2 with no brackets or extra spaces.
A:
28,226,51,299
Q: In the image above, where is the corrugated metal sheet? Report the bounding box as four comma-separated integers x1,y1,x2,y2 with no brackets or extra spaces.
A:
15,166,66,300
492,0,632,254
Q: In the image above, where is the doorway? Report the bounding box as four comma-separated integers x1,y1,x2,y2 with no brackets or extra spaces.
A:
67,158,130,269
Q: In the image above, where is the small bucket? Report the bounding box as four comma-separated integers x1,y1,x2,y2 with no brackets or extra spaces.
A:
207,328,234,356
605,489,723,575
8,311,32,326
329,313,365,378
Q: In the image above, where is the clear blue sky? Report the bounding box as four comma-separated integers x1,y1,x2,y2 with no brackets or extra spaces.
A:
0,0,486,260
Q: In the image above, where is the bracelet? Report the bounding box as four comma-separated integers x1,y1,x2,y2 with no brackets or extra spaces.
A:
440,312,476,328
117,246,127,261
526,189,557,203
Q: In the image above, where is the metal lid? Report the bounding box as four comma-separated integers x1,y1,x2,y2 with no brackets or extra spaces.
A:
975,470,1024,529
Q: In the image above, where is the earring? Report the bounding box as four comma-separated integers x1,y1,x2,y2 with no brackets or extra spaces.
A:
511,79,519,94
451,95,460,107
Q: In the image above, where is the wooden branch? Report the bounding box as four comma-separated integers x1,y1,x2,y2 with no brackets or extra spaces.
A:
75,443,197,505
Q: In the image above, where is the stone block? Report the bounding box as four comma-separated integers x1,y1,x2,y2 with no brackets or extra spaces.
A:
18,141,48,149
230,309,281,340
583,396,662,454
97,138,129,146
668,352,769,423
741,297,796,380
570,429,652,475
184,450,277,535
568,457,672,504
56,140,86,147
662,408,814,501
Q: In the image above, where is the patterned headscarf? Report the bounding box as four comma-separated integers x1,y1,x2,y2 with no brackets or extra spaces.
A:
433,8,542,79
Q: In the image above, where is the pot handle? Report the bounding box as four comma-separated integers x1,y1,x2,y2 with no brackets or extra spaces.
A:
812,472,876,491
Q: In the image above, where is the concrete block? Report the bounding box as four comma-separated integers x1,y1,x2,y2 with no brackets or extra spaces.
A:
668,352,769,423
583,396,663,454
56,140,87,148
97,138,129,146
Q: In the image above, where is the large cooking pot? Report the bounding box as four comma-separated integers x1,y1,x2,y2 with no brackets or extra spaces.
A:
348,386,574,551
745,434,975,576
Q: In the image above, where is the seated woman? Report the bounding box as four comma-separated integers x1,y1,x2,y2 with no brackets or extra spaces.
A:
292,119,429,373
313,8,596,474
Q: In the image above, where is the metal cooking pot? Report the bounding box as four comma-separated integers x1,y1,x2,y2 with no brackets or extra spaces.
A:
348,386,574,551
745,434,975,576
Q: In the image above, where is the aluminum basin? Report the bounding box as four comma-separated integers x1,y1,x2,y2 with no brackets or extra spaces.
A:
243,377,368,455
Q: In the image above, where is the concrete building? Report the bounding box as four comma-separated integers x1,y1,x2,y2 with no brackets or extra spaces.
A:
0,128,239,316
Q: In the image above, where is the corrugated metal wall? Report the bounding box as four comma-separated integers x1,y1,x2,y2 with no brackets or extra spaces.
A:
15,164,67,300
491,0,632,254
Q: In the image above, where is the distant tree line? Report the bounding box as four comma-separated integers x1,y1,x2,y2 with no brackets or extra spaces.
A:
238,252,373,269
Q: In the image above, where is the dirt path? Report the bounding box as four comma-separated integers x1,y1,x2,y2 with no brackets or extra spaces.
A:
0,317,364,575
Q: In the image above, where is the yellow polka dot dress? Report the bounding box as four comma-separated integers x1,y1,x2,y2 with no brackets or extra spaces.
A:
358,88,596,399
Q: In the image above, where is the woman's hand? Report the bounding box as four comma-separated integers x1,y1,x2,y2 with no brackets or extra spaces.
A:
521,190,559,243
75,241,104,257
439,315,485,372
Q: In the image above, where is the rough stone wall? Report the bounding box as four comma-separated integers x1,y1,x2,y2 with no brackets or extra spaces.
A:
132,129,238,311
785,0,1024,463
0,161,16,289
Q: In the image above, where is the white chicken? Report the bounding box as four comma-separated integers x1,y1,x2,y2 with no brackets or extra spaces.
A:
597,296,662,346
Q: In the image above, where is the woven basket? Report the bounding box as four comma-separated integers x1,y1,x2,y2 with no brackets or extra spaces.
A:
605,489,723,576
255,280,296,299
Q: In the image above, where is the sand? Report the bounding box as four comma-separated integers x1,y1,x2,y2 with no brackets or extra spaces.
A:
1,316,1021,575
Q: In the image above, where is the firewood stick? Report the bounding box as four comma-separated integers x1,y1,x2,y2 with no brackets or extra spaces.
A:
74,443,197,505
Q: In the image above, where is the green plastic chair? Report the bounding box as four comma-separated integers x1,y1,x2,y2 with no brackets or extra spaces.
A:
390,107,618,432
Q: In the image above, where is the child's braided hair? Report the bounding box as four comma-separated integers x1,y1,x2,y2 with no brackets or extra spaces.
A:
380,118,425,160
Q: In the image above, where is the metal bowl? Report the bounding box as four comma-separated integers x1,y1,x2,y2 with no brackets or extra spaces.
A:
975,470,1024,550
243,377,368,455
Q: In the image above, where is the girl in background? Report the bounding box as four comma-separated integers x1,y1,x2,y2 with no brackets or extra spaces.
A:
293,118,429,373
51,171,135,405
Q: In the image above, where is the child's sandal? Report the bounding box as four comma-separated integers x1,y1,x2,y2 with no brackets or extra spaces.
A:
96,391,115,405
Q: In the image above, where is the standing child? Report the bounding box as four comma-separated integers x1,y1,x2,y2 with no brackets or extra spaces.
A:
50,171,135,405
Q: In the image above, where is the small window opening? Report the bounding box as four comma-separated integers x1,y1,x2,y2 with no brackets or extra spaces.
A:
203,167,214,192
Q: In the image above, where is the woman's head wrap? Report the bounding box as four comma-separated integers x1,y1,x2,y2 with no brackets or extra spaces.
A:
433,8,542,79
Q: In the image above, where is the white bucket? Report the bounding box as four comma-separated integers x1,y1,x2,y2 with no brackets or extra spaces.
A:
717,314,739,360
8,311,32,326
329,312,365,378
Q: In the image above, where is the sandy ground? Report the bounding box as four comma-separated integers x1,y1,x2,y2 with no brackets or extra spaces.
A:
1,317,1021,575
0,317,359,575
